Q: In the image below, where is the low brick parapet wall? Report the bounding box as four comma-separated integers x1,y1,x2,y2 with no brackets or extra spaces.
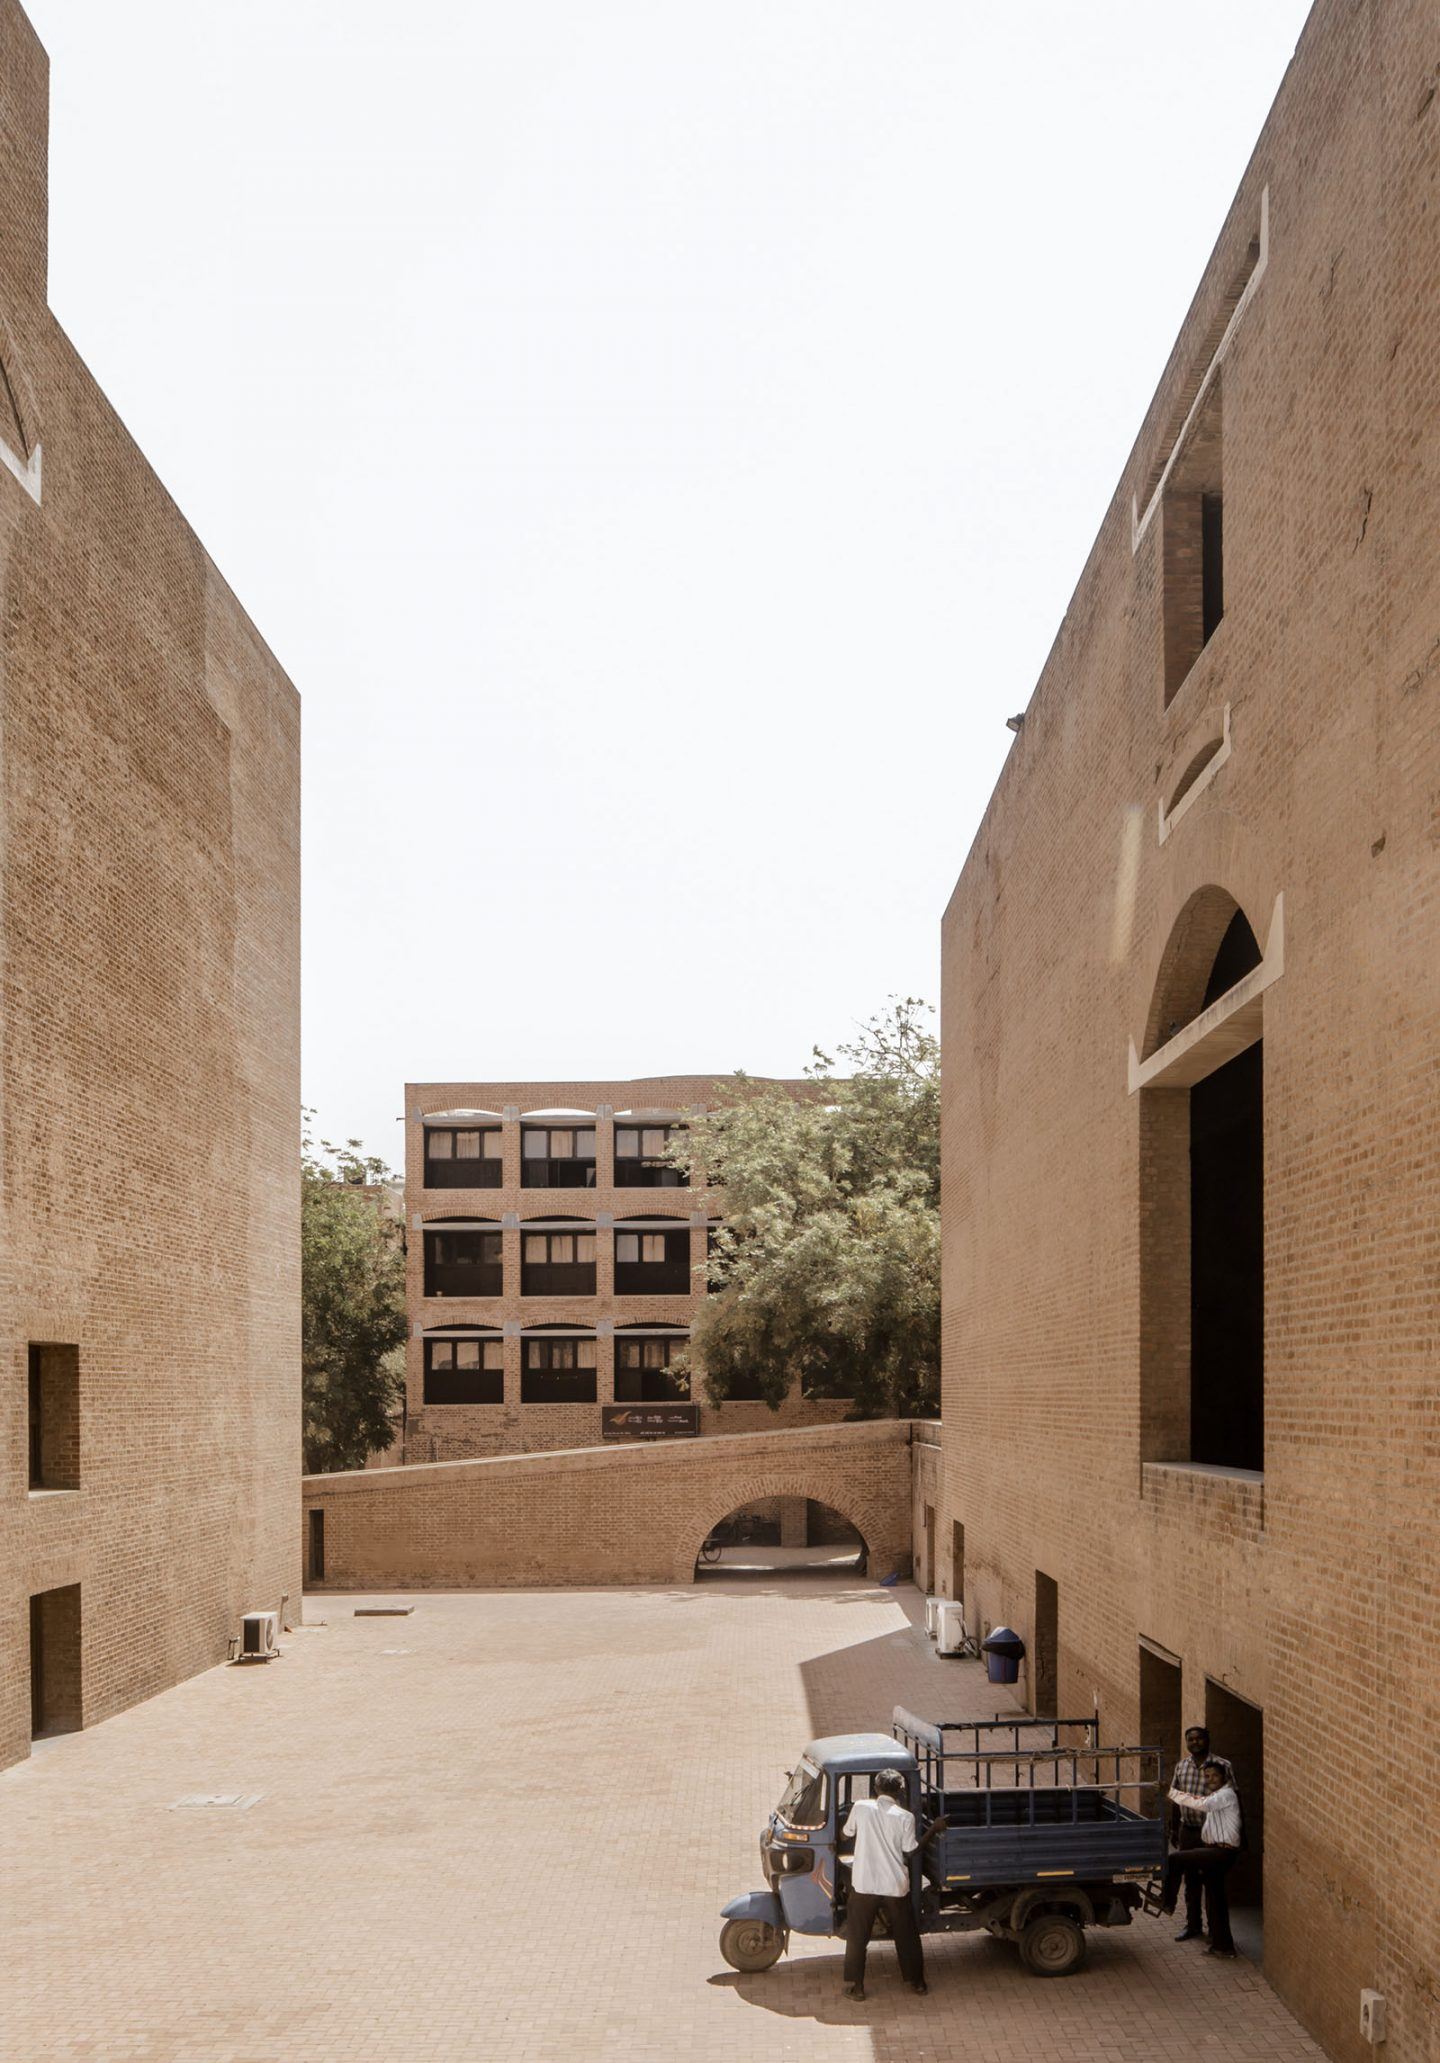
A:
302,1419,927,1589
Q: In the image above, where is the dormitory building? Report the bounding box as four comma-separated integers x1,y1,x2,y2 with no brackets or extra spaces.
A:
401,1077,855,1464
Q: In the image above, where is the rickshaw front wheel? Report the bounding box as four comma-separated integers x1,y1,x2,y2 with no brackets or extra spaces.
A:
1018,1912,1087,1977
720,1917,787,1972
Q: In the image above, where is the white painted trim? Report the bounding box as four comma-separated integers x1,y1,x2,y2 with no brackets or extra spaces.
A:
1132,188,1268,553
1157,704,1232,845
0,436,41,504
1128,892,1284,1093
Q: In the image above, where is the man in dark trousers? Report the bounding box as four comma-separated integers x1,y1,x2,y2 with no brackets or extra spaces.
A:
1159,1759,1243,1956
1168,1726,1235,1941
839,1770,946,2001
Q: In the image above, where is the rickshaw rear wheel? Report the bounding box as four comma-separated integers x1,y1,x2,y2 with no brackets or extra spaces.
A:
720,1917,787,1972
1018,1912,1087,1977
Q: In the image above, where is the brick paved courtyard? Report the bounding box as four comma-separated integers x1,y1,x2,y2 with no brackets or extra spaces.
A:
3,1577,1325,2063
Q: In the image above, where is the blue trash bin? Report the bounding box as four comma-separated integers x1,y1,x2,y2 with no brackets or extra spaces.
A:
981,1625,1026,1685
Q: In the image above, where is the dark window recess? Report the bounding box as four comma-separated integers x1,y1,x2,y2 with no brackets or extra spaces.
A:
613,1228,691,1296
424,1128,504,1188
717,1369,767,1401
424,1229,503,1298
424,1337,504,1405
1201,493,1224,643
1190,1039,1264,1471
307,1509,325,1583
27,1343,80,1491
521,1229,597,1296
521,1336,597,1403
614,1336,691,1403
521,1126,597,1189
1161,378,1225,706
801,1370,857,1401
614,1123,689,1188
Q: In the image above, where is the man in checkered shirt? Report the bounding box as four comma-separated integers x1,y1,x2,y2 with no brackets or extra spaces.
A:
1169,1726,1236,1941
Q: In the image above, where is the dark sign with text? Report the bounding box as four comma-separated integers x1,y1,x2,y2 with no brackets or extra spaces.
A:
602,1404,700,1440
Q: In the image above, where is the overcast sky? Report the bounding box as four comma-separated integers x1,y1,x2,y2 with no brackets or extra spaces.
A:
26,0,1312,1165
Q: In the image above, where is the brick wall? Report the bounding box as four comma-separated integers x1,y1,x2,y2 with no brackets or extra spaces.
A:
0,0,300,1773
302,1419,920,1590
939,5,1440,2059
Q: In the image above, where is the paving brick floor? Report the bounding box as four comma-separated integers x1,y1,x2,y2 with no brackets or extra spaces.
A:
2,1576,1325,2062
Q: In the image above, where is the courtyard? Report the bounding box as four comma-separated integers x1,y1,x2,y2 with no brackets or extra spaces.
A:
3,1577,1323,2063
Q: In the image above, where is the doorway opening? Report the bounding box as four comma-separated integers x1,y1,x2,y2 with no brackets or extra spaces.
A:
29,1583,82,1741
1032,1572,1059,1717
1206,1679,1263,1955
1138,1640,1184,1812
694,1498,865,1579
923,1504,936,1594
951,1520,965,1605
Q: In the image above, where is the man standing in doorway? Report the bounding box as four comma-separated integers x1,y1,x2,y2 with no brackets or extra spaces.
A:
1159,1760,1243,1956
1169,1727,1236,1940
840,1771,942,2000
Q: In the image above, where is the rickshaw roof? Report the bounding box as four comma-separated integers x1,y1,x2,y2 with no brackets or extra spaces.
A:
805,1732,919,1774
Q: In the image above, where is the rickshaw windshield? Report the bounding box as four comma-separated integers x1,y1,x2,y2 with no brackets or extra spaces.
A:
775,1757,826,1830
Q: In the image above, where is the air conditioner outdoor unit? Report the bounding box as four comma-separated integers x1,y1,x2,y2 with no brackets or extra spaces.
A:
240,1611,279,1661
924,1596,943,1639
934,1600,974,1657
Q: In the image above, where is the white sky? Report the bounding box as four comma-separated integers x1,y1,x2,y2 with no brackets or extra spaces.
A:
25,0,1312,1170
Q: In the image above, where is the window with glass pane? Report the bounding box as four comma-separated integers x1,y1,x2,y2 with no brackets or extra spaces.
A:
615,1334,690,1401
424,1335,504,1404
521,1335,597,1402
521,1126,597,1188
614,1121,687,1187
426,1128,503,1186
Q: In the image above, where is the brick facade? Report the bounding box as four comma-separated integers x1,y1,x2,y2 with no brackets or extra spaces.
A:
303,1418,918,1590
939,5,1439,2059
401,1076,855,1462
0,0,301,1774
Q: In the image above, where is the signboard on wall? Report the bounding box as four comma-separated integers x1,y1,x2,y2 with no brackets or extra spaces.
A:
601,1404,700,1440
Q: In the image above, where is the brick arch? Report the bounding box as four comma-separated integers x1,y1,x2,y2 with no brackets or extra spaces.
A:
670,1468,890,1584
1141,884,1253,1058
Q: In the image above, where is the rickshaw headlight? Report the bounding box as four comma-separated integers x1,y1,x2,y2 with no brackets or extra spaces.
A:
768,1844,814,1874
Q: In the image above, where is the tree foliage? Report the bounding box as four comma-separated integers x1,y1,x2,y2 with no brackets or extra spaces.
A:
679,998,939,1418
301,1115,408,1473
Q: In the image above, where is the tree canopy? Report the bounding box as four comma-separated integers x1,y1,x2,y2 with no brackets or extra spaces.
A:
679,997,939,1419
301,1117,408,1473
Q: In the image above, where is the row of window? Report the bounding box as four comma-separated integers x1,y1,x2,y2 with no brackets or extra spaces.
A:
424,1226,693,1298
424,1333,700,1405
424,1123,689,1190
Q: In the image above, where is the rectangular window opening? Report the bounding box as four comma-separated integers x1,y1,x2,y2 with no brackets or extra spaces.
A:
1162,378,1225,706
28,1343,80,1491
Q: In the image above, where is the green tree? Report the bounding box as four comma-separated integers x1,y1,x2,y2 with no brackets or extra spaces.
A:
679,997,940,1418
301,1114,408,1473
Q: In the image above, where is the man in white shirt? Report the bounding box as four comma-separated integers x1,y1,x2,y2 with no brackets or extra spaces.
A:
1158,1760,1242,1956
840,1770,944,2000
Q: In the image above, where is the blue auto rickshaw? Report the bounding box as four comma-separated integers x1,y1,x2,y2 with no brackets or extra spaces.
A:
720,1709,1164,1979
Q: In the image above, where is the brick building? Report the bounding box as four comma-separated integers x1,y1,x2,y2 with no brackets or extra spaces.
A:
0,0,300,1773
939,4,1438,2059
402,1077,856,1464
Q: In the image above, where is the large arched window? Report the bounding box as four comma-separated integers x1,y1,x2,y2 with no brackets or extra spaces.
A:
1137,889,1273,1473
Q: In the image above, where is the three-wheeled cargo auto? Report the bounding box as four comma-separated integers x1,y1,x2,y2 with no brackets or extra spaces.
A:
720,1709,1164,1978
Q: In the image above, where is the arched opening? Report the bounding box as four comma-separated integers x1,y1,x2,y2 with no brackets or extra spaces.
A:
693,1499,867,1580
1140,894,1265,1472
